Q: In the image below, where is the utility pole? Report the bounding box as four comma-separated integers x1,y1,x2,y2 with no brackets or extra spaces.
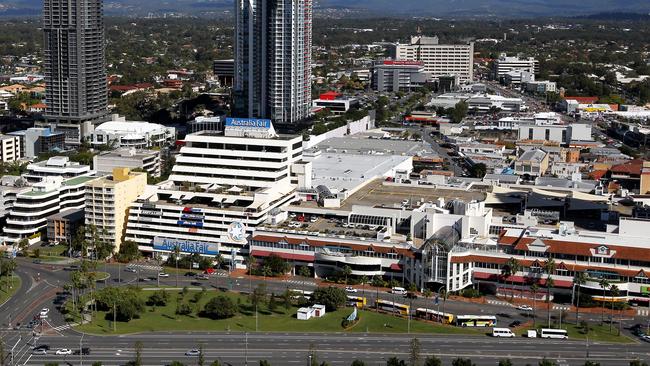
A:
113,300,117,332
79,333,84,366
244,332,248,366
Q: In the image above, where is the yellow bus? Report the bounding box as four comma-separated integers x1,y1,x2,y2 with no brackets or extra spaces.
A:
346,296,367,308
375,299,410,316
415,308,454,324
455,315,497,327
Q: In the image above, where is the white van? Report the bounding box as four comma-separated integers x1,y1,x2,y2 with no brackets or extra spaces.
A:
391,287,407,295
540,328,568,339
492,328,515,338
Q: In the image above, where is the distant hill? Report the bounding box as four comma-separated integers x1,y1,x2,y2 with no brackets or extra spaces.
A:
2,0,650,18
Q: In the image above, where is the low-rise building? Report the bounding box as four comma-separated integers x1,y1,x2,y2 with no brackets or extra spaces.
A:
312,92,359,114
492,54,539,80
514,149,549,177
517,123,592,145
523,80,557,94
94,148,161,178
372,61,429,92
23,157,93,183
8,127,65,158
91,120,176,149
46,209,84,245
187,116,224,134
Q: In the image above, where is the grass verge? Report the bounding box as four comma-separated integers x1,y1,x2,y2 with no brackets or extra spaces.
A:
0,276,21,305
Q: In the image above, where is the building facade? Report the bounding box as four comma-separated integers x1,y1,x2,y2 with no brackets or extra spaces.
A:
0,135,21,162
125,121,304,266
91,120,176,149
85,168,147,252
233,0,312,124
392,36,474,84
492,54,539,80
372,61,429,92
93,148,161,178
42,0,108,144
23,156,92,183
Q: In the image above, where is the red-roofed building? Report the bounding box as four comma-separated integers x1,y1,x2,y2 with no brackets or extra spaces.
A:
249,230,415,280
607,158,644,191
564,96,599,104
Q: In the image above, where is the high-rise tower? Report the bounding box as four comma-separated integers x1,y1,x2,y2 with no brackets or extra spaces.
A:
42,0,108,144
234,0,312,125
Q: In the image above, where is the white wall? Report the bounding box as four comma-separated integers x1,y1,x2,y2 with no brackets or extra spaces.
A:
304,115,375,150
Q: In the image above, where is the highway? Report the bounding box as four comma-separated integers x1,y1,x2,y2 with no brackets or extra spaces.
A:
3,331,649,366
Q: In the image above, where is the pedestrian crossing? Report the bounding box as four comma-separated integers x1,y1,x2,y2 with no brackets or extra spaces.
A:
282,279,316,286
128,264,163,272
48,322,77,333
553,305,571,311
486,299,513,307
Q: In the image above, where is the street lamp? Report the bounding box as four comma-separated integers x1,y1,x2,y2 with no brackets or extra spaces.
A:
80,333,85,366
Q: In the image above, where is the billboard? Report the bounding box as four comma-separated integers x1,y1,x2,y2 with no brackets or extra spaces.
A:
153,237,219,255
225,118,272,129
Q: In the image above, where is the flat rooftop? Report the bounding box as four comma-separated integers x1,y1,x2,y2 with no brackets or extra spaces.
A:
316,136,438,156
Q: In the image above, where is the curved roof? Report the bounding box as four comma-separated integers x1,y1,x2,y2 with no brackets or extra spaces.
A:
95,121,167,134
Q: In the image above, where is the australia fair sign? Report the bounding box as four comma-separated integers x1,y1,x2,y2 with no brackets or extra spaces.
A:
225,118,271,129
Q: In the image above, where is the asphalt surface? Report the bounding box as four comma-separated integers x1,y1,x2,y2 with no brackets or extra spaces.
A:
2,258,650,365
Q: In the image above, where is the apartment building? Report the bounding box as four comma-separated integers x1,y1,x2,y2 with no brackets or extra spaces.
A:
371,61,429,92
23,156,93,183
0,135,21,162
93,148,161,178
7,127,66,158
85,168,147,253
46,208,84,245
392,36,474,83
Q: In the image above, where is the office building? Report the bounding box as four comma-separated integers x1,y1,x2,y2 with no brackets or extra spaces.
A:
233,0,312,124
392,36,474,83
91,120,176,149
503,70,535,87
42,0,108,144
518,123,592,145
23,156,93,183
85,168,147,253
8,127,66,158
372,61,429,92
3,175,97,243
93,148,161,178
523,80,557,94
213,59,234,87
187,116,225,134
492,54,539,80
0,135,21,162
125,119,304,266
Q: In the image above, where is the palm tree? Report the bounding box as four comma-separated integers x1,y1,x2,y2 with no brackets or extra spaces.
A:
174,245,181,288
501,258,522,300
500,262,513,299
573,272,588,325
530,283,539,326
598,278,610,324
298,266,311,293
609,285,619,333
342,265,352,286
543,257,556,328
360,275,369,300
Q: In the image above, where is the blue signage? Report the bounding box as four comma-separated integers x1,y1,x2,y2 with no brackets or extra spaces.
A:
225,117,271,129
177,220,204,228
153,237,219,255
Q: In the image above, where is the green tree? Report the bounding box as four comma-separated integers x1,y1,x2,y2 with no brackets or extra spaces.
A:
198,345,205,366
423,356,442,366
450,101,468,123
351,361,366,366
176,302,192,316
451,358,474,366
147,290,170,307
469,163,487,178
264,254,288,276
92,362,103,366
118,241,142,262
210,361,223,366
408,338,421,366
312,286,347,311
539,358,557,366
250,284,267,309
387,358,406,366
610,284,620,332
501,257,521,300
530,283,539,326
268,294,278,312
543,257,556,328
134,341,143,366
203,295,237,319
583,361,600,366
630,360,649,366
341,265,352,285
599,277,611,324
260,361,272,366
574,272,587,324
499,360,513,366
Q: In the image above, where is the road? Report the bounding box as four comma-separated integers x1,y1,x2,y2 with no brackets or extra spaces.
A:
1,331,648,366
3,259,650,365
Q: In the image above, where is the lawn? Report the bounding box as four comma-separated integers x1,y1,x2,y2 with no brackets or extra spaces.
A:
519,322,634,343
76,290,483,336
0,276,21,305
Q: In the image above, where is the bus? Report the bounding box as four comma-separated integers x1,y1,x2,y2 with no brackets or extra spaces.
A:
375,299,410,316
455,315,497,327
346,296,367,308
415,308,454,324
540,328,568,339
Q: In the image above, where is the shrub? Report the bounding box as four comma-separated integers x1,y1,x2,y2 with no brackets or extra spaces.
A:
203,295,237,319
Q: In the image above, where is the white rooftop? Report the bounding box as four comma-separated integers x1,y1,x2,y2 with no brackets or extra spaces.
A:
95,121,168,134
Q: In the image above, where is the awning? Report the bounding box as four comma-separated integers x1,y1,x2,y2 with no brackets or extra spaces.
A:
473,272,498,280
250,249,314,262
389,263,403,271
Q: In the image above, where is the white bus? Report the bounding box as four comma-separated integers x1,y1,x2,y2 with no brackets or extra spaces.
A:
492,328,515,338
540,328,568,339
455,315,497,327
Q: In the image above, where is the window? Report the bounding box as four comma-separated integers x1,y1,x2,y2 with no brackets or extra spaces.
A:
528,128,534,140
545,129,550,140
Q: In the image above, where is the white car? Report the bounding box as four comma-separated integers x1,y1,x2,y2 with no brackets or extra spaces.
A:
516,305,533,311
158,273,170,278
185,349,201,356
39,308,49,318
309,216,318,223
345,286,357,293
55,348,72,355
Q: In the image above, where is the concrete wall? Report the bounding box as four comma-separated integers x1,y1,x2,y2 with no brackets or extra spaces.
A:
304,114,375,150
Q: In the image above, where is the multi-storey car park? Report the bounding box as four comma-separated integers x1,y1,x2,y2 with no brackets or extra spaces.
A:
125,119,305,266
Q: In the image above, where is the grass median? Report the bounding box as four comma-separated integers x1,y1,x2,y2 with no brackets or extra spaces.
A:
75,289,483,336
519,322,634,343
0,276,21,305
